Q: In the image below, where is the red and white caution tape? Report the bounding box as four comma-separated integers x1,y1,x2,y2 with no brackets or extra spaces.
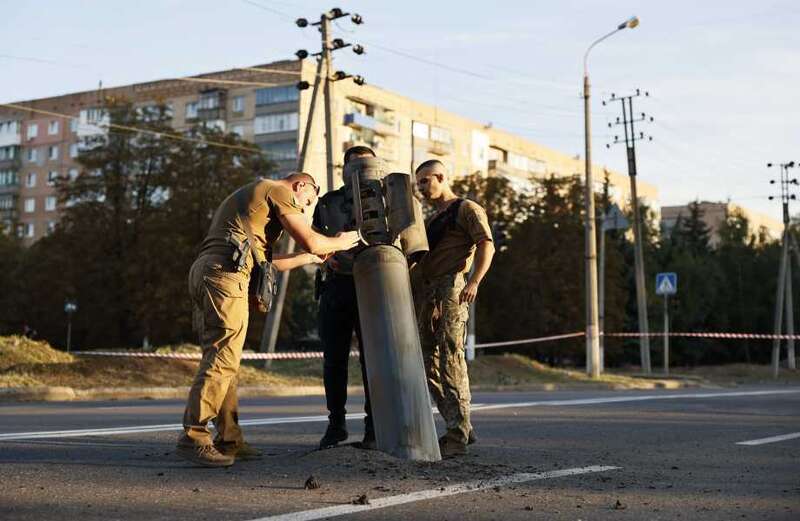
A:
603,331,800,340
71,330,800,361
72,350,359,360
474,332,585,349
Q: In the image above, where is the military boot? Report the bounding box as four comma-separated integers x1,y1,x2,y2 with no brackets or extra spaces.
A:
319,420,348,449
438,431,468,458
215,441,263,461
467,429,477,445
176,442,235,468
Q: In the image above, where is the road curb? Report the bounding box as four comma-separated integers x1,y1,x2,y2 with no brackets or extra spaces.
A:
0,384,334,403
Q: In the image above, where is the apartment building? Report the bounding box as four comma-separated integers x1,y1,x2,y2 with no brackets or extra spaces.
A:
661,201,783,246
0,59,658,245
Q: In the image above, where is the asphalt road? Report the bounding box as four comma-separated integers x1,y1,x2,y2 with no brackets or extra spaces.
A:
1,387,799,520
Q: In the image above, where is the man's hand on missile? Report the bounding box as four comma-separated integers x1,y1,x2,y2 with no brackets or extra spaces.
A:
335,231,360,251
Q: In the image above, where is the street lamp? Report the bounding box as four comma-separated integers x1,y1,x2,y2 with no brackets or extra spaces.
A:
64,300,78,352
582,16,639,378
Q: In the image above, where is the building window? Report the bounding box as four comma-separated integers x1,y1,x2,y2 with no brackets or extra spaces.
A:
255,86,299,106
0,171,18,186
199,92,220,110
24,198,35,213
48,171,59,185
24,222,34,238
0,195,14,209
70,118,79,132
47,221,56,235
27,148,38,162
27,123,38,139
254,112,299,134
259,141,298,161
0,146,16,160
412,121,429,139
48,120,59,135
507,152,527,170
0,120,20,136
231,125,245,137
69,143,79,158
48,145,59,160
68,168,79,180
45,196,56,211
185,101,198,120
232,96,245,114
26,172,37,188
430,126,452,144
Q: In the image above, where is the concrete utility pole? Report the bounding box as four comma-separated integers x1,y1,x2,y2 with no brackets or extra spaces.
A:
258,9,365,362
605,89,654,374
581,16,638,379
769,161,798,377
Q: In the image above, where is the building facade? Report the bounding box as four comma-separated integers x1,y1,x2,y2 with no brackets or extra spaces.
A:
0,59,658,245
661,201,783,246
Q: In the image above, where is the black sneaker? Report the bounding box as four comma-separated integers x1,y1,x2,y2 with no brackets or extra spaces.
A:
319,423,348,449
358,424,377,450
467,429,477,445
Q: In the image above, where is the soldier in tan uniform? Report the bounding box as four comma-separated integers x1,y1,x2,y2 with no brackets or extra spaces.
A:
413,159,495,457
177,172,359,467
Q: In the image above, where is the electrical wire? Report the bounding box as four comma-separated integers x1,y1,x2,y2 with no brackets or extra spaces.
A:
0,103,264,156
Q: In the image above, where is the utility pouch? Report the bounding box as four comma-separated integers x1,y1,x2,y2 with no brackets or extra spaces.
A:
250,259,277,313
228,234,251,272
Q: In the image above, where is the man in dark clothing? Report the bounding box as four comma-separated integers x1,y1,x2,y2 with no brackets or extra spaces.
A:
312,146,377,449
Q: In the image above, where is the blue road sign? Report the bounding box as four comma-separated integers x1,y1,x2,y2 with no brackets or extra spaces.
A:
656,272,677,296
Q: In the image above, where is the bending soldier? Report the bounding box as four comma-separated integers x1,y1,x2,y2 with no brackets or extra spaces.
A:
413,160,495,457
313,146,376,449
177,172,359,467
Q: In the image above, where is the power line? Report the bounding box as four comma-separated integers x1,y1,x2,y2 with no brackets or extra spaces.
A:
0,102,264,156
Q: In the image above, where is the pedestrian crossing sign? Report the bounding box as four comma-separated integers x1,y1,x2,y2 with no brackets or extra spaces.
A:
656,272,677,295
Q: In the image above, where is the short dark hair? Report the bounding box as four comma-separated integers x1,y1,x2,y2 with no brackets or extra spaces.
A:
414,159,445,175
344,145,376,165
284,171,317,185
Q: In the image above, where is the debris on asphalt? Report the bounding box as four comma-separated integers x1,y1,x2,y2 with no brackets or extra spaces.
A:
304,475,321,490
352,494,370,505
614,500,627,510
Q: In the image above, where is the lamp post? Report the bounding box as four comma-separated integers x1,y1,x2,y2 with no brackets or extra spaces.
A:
64,300,78,353
583,16,639,378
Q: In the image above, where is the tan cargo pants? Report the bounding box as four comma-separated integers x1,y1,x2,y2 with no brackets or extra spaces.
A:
181,254,250,447
417,272,472,444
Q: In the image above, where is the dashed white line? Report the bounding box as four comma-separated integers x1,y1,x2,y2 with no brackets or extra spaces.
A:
0,389,797,442
246,465,621,521
736,432,800,446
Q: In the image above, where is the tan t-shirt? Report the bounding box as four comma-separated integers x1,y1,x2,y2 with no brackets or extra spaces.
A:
417,199,493,279
199,179,303,261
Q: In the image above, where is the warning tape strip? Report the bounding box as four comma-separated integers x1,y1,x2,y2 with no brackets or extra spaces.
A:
71,330,800,360
72,351,359,361
603,332,800,340
474,332,586,348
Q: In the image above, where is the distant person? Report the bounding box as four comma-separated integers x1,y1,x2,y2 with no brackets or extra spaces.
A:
312,146,376,450
177,172,359,468
412,159,495,457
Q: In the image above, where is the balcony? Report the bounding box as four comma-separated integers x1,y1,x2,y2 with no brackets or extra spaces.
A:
343,112,399,137
198,90,227,121
0,123,22,147
426,138,453,156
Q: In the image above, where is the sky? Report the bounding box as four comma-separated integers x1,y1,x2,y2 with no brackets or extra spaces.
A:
2,0,799,221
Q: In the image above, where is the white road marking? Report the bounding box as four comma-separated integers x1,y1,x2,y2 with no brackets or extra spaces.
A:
1,389,797,442
246,465,621,521
736,431,800,446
